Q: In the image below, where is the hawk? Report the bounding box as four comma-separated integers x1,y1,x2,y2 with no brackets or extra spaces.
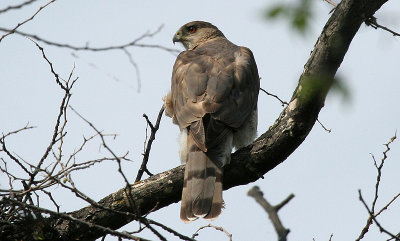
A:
164,21,259,222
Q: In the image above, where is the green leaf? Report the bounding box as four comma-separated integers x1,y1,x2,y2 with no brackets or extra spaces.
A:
266,5,286,18
330,76,351,103
292,10,309,33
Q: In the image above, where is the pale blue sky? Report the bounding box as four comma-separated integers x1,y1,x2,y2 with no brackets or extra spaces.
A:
1,0,400,240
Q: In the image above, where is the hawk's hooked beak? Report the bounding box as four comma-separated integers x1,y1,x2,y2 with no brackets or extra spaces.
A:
173,30,182,44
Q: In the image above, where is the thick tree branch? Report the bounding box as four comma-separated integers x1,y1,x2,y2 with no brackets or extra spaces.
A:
8,0,389,240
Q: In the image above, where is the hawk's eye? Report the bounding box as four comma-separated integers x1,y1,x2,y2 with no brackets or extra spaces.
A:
187,26,197,33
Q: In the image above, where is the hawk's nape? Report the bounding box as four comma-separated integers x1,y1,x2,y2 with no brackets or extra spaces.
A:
164,21,259,222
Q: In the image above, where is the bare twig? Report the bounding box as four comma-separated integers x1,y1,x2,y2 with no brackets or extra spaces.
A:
192,224,232,241
260,87,288,106
2,198,150,241
0,0,38,14
68,106,132,187
356,133,398,241
0,123,36,139
324,0,338,7
135,106,165,182
0,25,176,92
358,190,400,240
248,186,293,241
140,218,167,241
122,48,141,92
365,17,400,37
324,0,399,37
146,219,195,241
26,41,76,194
67,105,142,226
274,193,296,212
0,0,56,42
259,87,331,133
0,26,179,54
31,40,67,91
316,118,332,133
1,138,31,176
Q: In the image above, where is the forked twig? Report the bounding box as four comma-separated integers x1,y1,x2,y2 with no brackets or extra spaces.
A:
135,106,165,182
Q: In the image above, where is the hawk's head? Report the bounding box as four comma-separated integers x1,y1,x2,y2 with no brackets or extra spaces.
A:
173,21,225,50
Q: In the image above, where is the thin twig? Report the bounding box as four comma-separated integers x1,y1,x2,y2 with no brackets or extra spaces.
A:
259,87,331,133
25,41,76,194
260,87,288,106
67,105,141,222
365,17,400,37
274,193,295,212
192,224,232,241
375,192,400,217
147,219,195,241
0,138,31,175
122,48,141,92
316,118,332,133
0,26,179,54
0,0,56,42
0,0,38,14
68,106,131,188
323,0,337,7
0,123,36,139
324,0,399,37
356,133,398,241
358,190,400,240
31,39,67,91
2,198,150,241
140,218,167,241
135,106,165,182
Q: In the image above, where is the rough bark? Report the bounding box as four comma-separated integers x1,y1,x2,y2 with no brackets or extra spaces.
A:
8,0,389,240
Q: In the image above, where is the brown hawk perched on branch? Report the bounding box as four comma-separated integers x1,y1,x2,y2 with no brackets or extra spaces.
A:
164,21,259,222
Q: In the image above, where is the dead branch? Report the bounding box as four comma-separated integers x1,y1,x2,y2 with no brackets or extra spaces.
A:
0,25,177,93
192,224,232,241
358,190,400,240
69,105,132,187
31,40,68,91
1,198,149,241
260,87,289,106
0,25,179,54
248,186,293,241
259,87,331,133
136,106,165,182
365,17,400,37
356,133,399,241
0,123,36,139
26,41,76,191
122,48,142,92
316,119,332,133
0,0,38,14
0,0,56,42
